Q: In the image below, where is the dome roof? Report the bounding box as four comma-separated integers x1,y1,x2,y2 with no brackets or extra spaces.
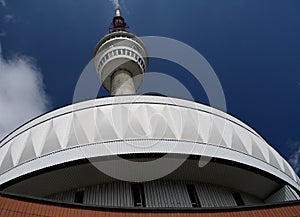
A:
0,96,299,190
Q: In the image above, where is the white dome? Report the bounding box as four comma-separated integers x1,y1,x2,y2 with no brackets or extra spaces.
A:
0,96,299,190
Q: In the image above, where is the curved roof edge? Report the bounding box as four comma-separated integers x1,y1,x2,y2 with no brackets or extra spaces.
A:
0,96,299,189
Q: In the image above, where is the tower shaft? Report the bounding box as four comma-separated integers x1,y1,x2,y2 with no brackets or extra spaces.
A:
111,69,135,95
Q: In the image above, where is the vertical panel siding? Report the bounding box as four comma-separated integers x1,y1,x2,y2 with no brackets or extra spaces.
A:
143,180,192,208
90,182,133,207
48,182,133,207
266,185,300,203
48,189,75,203
47,180,265,208
195,183,236,207
288,186,300,199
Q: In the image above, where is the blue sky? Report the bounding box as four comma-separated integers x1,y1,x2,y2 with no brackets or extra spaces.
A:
0,0,299,174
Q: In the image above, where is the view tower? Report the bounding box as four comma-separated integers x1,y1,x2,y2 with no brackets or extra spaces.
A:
94,8,148,95
0,8,299,217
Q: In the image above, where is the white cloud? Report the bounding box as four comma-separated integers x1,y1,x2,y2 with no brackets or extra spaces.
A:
110,0,120,9
287,140,300,175
0,43,50,140
0,0,5,7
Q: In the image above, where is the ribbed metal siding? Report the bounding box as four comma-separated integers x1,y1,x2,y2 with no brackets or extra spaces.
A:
195,183,236,207
48,180,265,208
144,180,191,208
48,182,133,207
48,189,75,203
88,182,133,207
266,185,300,203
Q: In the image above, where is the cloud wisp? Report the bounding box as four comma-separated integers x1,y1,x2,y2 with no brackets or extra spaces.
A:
0,44,50,141
110,0,120,9
0,0,5,7
287,139,300,176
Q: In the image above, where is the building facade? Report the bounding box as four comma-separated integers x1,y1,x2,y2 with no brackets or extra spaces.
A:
0,8,299,217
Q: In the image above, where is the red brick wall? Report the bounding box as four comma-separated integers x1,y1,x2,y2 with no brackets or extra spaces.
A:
0,195,299,217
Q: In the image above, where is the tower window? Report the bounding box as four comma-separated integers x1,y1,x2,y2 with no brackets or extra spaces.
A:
233,192,244,206
131,184,146,207
186,184,201,208
74,191,84,203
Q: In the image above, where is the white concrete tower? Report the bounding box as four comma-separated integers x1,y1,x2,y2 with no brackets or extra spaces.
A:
94,8,148,95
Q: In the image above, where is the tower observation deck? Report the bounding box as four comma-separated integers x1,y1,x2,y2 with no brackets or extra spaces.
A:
94,8,148,95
